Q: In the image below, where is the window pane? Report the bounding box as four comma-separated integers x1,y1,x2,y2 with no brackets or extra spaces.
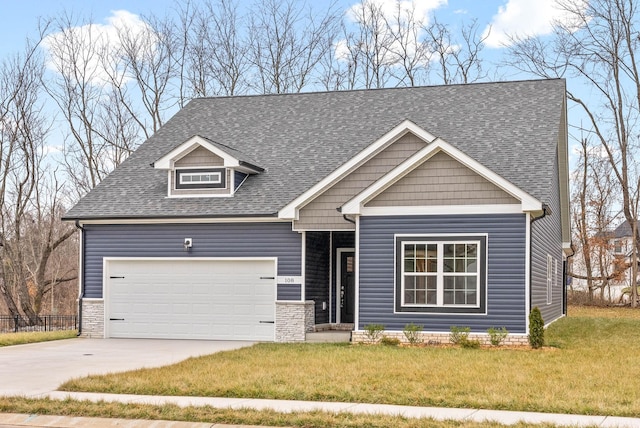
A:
466,244,477,257
415,276,427,291
405,289,415,304
404,244,415,258
443,258,454,273
404,259,415,273
415,259,425,272
443,243,455,257
455,244,466,257
416,290,426,304
427,277,437,305
466,258,477,273
415,244,426,258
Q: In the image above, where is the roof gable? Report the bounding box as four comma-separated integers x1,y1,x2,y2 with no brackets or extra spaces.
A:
278,120,436,220
153,135,263,173
341,132,543,215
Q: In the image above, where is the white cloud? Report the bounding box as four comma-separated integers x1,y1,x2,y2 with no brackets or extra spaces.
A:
483,0,588,49
42,10,154,86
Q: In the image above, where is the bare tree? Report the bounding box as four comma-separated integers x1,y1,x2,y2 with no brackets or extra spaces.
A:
178,0,251,99
0,38,76,322
425,18,489,85
43,14,115,196
570,138,620,302
509,0,640,306
385,1,431,87
343,0,396,89
248,0,341,94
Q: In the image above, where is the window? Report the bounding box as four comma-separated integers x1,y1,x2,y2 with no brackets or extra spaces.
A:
614,240,623,254
175,168,226,189
396,235,487,314
547,255,553,304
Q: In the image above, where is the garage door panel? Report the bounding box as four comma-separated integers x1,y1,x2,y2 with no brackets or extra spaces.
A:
107,259,276,341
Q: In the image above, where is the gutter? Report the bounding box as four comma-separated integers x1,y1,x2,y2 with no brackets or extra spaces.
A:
74,220,85,336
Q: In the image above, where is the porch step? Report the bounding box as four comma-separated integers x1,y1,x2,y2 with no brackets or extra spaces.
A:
305,331,352,343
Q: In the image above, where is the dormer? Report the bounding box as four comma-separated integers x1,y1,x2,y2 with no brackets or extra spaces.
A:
152,135,263,198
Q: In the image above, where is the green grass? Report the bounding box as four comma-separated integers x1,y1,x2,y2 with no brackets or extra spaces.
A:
59,306,640,417
0,330,77,347
0,397,570,428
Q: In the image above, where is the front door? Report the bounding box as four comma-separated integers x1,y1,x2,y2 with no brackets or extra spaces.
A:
339,250,355,323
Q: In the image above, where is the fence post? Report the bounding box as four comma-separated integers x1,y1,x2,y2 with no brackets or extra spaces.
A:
14,315,18,333
44,316,48,332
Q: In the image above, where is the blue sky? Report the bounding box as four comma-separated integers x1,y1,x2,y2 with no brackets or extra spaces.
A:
1,0,574,58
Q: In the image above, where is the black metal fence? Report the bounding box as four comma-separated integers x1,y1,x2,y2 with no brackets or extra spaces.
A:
0,315,77,333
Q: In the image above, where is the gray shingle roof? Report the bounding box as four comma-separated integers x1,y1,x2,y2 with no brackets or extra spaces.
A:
64,79,566,220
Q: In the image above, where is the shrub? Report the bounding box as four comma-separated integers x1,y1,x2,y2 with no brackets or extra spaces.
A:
487,327,509,346
450,326,480,348
449,326,471,345
403,323,423,345
529,307,545,349
380,336,401,346
363,324,384,343
460,338,481,349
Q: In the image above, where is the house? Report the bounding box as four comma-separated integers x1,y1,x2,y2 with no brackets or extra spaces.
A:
570,219,640,303
63,79,571,344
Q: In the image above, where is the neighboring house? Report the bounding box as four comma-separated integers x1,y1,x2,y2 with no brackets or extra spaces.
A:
571,220,640,302
64,79,571,344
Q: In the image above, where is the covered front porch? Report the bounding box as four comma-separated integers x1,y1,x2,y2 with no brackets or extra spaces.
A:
304,231,356,334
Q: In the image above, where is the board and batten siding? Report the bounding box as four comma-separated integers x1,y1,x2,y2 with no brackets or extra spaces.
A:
530,156,564,324
82,222,302,301
295,133,427,231
367,151,519,207
358,214,528,333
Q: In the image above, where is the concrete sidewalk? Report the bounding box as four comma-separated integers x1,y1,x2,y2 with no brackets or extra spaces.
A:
22,391,638,428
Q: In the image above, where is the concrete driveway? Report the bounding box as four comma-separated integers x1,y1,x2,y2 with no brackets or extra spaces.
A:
0,338,253,397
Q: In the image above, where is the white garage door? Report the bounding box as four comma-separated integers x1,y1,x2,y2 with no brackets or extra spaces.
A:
105,258,276,341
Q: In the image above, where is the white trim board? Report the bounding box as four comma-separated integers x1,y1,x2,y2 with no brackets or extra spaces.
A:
75,217,287,225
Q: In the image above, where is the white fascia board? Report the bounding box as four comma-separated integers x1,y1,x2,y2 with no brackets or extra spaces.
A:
278,120,437,220
342,138,543,215
154,135,240,169
77,217,287,225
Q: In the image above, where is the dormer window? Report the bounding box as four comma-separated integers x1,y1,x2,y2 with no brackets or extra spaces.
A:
153,135,264,198
176,168,226,189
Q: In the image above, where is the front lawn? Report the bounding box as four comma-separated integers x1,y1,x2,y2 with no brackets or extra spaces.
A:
61,306,640,417
0,330,77,347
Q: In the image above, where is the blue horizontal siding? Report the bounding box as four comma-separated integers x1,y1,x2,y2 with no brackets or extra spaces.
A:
83,222,302,300
359,214,527,333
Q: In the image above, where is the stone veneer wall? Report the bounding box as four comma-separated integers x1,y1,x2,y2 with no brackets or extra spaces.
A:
80,298,104,338
275,300,315,342
351,331,530,346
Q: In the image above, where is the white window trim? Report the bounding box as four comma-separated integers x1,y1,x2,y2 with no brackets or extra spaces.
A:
400,240,481,308
179,171,222,185
394,233,488,315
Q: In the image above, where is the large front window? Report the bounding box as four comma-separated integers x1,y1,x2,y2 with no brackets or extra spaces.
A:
396,235,486,313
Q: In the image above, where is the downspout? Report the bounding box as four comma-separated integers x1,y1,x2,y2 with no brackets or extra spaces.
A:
563,245,575,315
529,204,551,315
75,220,85,336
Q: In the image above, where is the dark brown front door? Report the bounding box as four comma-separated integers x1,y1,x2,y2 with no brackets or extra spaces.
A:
340,251,355,323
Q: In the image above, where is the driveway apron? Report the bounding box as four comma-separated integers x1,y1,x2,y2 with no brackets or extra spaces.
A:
0,338,253,396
